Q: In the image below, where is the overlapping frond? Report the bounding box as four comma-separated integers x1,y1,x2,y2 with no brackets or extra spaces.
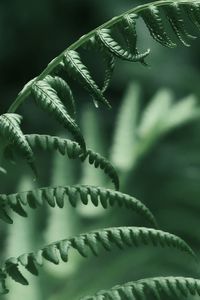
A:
0,185,156,226
8,1,200,116
0,227,195,294
82,276,200,300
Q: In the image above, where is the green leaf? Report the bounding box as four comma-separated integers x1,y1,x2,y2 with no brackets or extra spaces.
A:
140,5,176,48
0,113,36,175
164,2,196,47
63,50,111,108
96,28,150,62
43,75,76,117
32,80,86,151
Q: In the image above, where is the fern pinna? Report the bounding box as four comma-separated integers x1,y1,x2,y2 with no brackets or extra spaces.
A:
0,0,200,298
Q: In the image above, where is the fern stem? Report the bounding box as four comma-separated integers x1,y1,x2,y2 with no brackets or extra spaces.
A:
7,0,197,113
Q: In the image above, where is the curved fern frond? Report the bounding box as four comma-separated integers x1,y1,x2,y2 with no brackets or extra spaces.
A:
86,37,116,93
96,28,150,62
8,0,200,114
185,2,200,31
0,114,36,175
31,80,85,150
24,134,119,189
140,5,177,48
100,48,115,93
43,75,76,117
120,13,148,66
63,50,111,108
165,2,196,47
0,186,156,227
83,276,200,300
0,227,195,294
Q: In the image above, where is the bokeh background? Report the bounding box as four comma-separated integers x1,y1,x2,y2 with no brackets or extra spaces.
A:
1,0,200,299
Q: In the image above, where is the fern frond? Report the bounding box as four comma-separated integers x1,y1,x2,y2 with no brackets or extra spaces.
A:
140,5,177,48
83,276,200,300
8,1,200,114
96,28,150,62
165,2,196,47
100,48,115,93
120,13,148,66
24,134,119,189
0,227,195,294
63,50,111,108
43,75,76,117
185,2,200,31
86,37,116,93
0,186,156,227
31,80,85,150
0,114,36,175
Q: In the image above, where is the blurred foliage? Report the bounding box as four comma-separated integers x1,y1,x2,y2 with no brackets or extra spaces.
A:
1,0,200,299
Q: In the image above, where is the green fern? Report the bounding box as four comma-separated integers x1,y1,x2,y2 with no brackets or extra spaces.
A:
0,186,156,227
0,114,36,175
1,0,200,298
24,134,119,190
0,227,195,294
31,80,85,150
82,276,200,300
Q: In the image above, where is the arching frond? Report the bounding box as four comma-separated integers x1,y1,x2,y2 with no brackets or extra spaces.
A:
82,276,200,300
8,1,200,114
165,3,196,47
0,186,156,227
0,114,36,175
63,50,111,108
140,4,177,48
0,227,195,294
24,134,119,190
31,80,85,150
43,75,76,117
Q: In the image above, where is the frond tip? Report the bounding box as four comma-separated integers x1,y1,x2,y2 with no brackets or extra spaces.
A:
82,276,200,300
0,186,156,227
0,227,195,294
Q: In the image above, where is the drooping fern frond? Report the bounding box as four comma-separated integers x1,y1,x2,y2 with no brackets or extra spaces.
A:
43,75,76,117
0,114,36,175
63,50,111,108
7,1,200,115
82,276,200,300
0,186,156,227
165,3,197,47
0,227,195,294
31,80,85,150
96,28,150,63
24,134,119,190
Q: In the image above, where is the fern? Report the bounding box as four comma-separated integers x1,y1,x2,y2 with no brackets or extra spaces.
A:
0,114,36,175
1,0,200,298
24,134,119,190
31,80,85,150
0,227,195,294
0,186,157,227
82,276,200,300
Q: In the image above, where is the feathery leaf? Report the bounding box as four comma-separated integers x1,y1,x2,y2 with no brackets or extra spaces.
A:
63,50,111,108
0,186,156,227
31,80,86,150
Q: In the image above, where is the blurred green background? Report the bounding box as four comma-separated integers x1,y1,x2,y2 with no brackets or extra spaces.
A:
1,0,200,299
